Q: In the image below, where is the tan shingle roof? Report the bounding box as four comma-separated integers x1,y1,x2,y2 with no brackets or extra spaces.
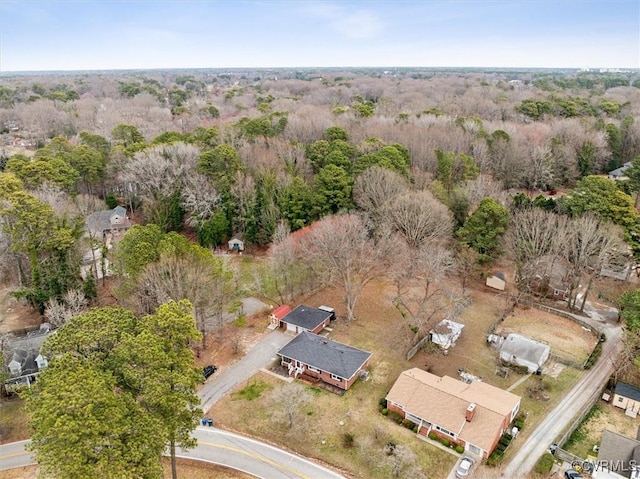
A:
386,368,521,452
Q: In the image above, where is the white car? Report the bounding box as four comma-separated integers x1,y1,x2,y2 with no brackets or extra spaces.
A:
455,456,475,478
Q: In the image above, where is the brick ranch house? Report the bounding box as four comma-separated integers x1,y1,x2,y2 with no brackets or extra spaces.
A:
277,331,371,393
386,368,521,459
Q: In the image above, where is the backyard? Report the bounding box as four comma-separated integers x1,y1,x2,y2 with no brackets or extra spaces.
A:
564,399,640,460
210,277,593,478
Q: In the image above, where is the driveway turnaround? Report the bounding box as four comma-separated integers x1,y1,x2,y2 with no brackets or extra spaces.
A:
199,330,291,412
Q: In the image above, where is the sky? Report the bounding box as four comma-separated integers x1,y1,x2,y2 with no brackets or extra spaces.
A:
0,0,638,72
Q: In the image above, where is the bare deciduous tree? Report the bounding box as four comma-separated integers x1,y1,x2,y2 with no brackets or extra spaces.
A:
504,208,568,294
44,289,88,328
268,382,313,430
391,242,457,342
180,173,220,227
353,166,409,228
298,214,389,321
386,190,452,249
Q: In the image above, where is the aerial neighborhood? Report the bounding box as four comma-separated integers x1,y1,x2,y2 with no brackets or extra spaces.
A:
1,31,640,479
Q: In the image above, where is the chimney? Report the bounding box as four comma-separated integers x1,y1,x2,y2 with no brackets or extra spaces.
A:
466,403,476,422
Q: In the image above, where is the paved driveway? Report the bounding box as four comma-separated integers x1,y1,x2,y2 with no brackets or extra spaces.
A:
199,329,291,412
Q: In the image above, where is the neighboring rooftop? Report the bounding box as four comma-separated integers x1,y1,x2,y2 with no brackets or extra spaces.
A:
277,331,371,380
386,368,520,453
596,429,640,479
615,382,640,402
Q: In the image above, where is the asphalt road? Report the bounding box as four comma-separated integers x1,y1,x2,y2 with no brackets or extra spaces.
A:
502,322,623,477
179,427,344,479
0,430,345,478
199,329,291,412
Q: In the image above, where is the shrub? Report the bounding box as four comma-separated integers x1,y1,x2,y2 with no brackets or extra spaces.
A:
455,445,464,454
388,411,403,424
342,432,355,449
486,452,504,467
441,438,450,448
535,452,555,474
381,408,388,416
428,432,437,440
584,342,603,369
413,426,419,433
401,419,416,430
378,398,387,409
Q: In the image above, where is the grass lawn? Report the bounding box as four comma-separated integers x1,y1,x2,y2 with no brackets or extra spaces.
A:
0,397,29,444
564,400,640,459
212,372,457,479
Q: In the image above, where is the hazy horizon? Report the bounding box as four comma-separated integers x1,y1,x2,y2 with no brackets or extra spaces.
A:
1,0,638,73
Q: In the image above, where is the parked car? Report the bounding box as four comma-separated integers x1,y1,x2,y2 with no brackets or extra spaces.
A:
203,365,218,379
564,469,583,479
455,456,475,478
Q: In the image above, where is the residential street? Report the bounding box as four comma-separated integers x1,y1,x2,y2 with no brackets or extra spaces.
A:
502,312,623,477
178,427,344,479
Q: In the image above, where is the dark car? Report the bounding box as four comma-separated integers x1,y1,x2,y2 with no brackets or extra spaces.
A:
564,469,583,479
203,365,218,379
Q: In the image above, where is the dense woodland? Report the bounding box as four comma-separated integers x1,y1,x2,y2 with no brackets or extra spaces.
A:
1,68,640,315
2,67,640,478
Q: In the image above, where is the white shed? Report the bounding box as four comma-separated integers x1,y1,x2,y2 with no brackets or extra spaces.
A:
499,333,550,373
486,272,506,291
228,237,245,252
430,319,464,350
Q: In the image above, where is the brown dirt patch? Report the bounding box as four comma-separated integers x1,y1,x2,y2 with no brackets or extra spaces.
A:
0,287,41,334
495,304,597,363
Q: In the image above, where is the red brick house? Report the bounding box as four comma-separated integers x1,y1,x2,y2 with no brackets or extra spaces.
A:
277,331,371,393
279,304,334,334
386,368,521,459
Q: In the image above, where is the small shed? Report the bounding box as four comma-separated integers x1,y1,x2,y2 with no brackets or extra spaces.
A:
486,272,506,291
228,237,245,252
268,304,292,329
279,304,333,335
613,382,640,418
499,333,550,373
430,319,464,351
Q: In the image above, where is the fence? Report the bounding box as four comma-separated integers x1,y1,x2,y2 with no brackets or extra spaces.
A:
406,296,472,361
556,384,606,448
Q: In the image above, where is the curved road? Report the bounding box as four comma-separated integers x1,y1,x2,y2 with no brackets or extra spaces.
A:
0,428,344,478
502,320,623,477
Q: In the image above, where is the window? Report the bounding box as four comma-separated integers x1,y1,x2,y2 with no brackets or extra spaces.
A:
308,366,321,373
435,425,456,438
330,373,342,381
281,357,291,364
618,396,625,403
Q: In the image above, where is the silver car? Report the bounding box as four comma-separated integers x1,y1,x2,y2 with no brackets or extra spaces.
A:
455,456,475,478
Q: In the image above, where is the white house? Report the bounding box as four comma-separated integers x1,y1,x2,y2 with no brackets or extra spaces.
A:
430,319,464,351
499,333,550,373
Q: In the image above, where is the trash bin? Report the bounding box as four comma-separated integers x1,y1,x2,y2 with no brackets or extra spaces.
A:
207,418,213,427
201,418,207,426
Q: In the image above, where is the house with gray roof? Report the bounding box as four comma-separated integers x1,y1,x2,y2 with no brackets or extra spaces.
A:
613,382,640,418
279,304,334,335
277,331,371,393
4,325,53,393
85,206,131,245
609,162,633,180
499,333,550,373
593,429,640,478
